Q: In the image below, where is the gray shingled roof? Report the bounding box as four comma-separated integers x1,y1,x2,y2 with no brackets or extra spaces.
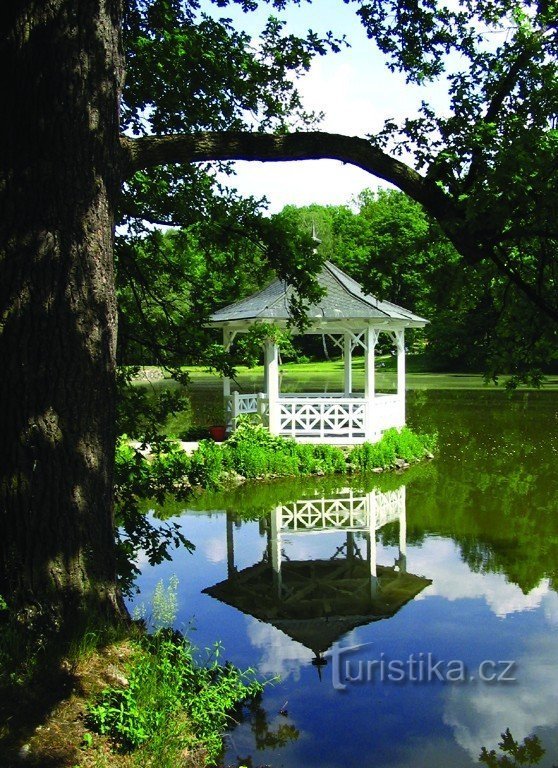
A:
209,260,427,327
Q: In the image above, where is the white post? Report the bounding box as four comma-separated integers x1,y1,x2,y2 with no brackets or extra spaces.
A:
366,492,379,596
398,491,407,574
265,339,280,434
270,505,282,597
364,327,377,441
223,329,231,418
396,329,406,425
226,512,235,579
257,392,266,425
232,391,240,430
344,332,352,396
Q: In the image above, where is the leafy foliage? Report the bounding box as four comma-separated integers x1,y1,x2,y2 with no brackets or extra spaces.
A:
480,729,548,768
116,419,436,521
277,192,558,382
349,427,437,473
114,437,194,594
117,0,342,374
87,577,263,765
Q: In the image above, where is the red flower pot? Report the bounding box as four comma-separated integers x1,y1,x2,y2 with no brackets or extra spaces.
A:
208,425,227,442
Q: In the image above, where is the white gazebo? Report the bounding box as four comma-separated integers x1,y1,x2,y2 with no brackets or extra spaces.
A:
208,260,427,444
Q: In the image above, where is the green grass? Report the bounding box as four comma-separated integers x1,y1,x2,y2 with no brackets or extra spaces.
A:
135,354,558,392
85,577,263,768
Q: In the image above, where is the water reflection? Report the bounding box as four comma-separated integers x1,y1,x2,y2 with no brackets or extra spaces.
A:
203,487,431,666
132,391,558,767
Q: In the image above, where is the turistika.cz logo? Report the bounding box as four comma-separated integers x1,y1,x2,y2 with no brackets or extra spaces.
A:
325,644,517,691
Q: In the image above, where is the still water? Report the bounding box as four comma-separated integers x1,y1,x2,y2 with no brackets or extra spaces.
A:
129,390,558,767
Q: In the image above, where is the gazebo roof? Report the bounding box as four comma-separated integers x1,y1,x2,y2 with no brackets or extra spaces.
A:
203,559,431,656
209,260,427,329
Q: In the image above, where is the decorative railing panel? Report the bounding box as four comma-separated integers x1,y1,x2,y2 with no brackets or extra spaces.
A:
277,487,405,533
278,398,367,440
226,392,403,442
280,392,361,399
237,394,259,414
227,393,268,426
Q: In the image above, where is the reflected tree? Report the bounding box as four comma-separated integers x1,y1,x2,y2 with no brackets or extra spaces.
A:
480,729,552,768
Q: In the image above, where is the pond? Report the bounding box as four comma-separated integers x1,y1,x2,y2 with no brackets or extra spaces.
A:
128,390,558,767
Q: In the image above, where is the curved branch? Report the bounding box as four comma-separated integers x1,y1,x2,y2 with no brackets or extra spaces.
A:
120,130,455,224
119,130,557,322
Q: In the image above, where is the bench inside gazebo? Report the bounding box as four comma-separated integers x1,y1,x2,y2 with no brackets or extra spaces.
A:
208,260,427,445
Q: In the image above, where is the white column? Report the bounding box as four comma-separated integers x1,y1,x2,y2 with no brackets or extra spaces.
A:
222,329,232,430
270,505,282,597
364,327,377,399
364,327,377,441
366,493,379,596
232,391,240,427
226,512,235,579
343,332,352,395
265,339,280,434
396,329,406,425
398,497,407,574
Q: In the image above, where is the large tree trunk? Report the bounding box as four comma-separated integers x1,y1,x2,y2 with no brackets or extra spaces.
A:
0,0,127,627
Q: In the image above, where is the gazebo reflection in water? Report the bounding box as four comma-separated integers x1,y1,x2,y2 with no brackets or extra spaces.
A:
203,485,431,671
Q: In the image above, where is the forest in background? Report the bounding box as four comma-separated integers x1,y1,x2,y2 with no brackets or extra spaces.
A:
118,187,558,383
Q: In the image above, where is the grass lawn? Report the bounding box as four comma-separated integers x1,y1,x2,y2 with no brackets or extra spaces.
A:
136,354,558,393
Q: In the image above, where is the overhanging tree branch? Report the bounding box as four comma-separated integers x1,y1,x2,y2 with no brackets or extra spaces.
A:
120,130,557,323
120,131,456,225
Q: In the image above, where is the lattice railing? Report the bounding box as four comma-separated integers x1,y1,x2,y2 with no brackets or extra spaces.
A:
227,393,268,425
278,398,367,440
280,392,361,399
371,487,405,528
277,487,405,533
279,498,369,532
237,394,259,414
225,392,403,440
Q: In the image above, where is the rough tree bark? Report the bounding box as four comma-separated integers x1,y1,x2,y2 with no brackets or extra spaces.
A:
0,0,127,626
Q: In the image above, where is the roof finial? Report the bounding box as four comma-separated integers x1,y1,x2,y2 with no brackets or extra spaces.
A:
311,221,321,245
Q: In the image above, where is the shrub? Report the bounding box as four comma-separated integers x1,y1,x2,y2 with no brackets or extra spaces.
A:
88,576,263,766
119,421,436,502
187,439,225,491
88,633,262,764
348,427,437,472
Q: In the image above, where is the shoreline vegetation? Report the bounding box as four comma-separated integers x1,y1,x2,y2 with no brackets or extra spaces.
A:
0,587,262,768
119,420,438,498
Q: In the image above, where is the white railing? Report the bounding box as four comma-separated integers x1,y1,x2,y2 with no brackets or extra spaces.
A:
227,392,268,426
236,393,259,414
278,397,367,441
226,391,403,442
277,487,405,533
280,391,362,399
371,487,405,529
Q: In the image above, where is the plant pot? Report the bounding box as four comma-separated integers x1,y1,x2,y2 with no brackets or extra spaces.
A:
208,425,227,442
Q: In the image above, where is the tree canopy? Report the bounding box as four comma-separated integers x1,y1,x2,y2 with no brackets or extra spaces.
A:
119,0,557,382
